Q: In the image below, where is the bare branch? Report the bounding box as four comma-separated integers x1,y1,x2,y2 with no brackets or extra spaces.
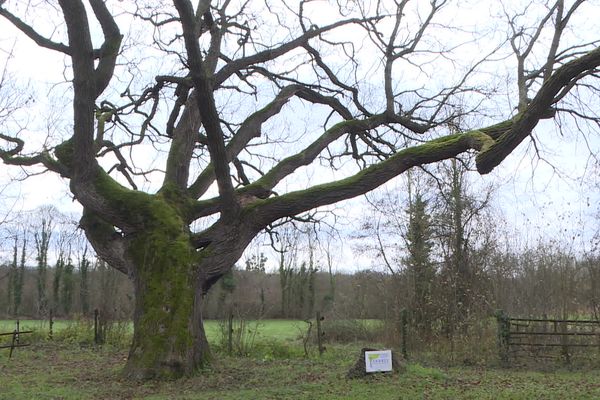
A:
0,6,71,55
477,46,600,174
174,0,237,216
89,0,123,97
213,17,382,87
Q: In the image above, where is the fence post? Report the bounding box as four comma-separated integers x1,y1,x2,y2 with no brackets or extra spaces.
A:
48,309,54,340
15,319,20,345
94,309,100,344
227,312,233,355
495,309,510,366
560,320,570,364
400,309,408,360
9,331,16,359
9,320,20,359
316,311,325,356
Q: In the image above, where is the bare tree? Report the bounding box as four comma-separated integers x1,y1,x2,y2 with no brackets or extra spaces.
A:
1,0,599,379
0,56,20,229
433,158,494,336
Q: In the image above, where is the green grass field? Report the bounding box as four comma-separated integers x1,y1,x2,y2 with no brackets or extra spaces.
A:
0,318,307,343
1,319,600,399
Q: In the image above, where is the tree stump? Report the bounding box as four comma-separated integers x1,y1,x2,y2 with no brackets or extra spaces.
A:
346,347,405,379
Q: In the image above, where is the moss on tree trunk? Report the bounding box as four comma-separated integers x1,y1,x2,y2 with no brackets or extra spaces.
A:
123,228,211,380
82,182,215,380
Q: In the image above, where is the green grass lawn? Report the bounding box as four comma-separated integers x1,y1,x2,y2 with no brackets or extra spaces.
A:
2,319,600,399
0,318,306,343
2,342,600,399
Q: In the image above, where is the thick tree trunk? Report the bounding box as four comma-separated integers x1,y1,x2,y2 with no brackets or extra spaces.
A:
118,215,213,380
77,183,252,380
124,265,210,380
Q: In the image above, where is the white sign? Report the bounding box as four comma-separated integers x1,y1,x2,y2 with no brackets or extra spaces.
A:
365,350,393,373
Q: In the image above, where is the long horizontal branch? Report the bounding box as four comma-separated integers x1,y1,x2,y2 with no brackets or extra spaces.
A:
250,130,494,226
239,109,440,199
0,134,68,175
187,98,432,205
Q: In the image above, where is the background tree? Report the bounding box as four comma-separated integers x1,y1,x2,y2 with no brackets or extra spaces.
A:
244,250,268,316
79,249,91,316
405,190,435,335
61,257,75,316
52,255,64,315
1,0,600,380
34,217,51,318
5,237,17,315
434,158,494,335
277,227,300,318
16,236,26,316
322,235,337,311
217,269,236,317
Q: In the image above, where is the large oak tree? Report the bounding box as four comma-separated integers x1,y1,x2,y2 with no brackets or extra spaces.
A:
1,0,599,379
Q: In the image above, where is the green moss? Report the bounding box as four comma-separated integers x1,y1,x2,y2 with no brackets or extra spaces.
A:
128,227,198,378
95,110,114,139
91,169,204,378
94,170,180,227
157,183,196,219
164,138,185,178
467,130,495,152
54,139,75,169
126,198,197,374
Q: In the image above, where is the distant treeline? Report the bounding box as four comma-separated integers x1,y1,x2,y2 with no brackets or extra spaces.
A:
1,248,599,324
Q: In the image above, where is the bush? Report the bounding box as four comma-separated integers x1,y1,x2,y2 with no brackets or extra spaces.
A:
53,318,131,348
321,319,384,344
253,339,305,360
403,317,499,367
53,319,94,344
216,316,261,356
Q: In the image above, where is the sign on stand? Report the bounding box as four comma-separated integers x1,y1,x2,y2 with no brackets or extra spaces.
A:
365,350,393,373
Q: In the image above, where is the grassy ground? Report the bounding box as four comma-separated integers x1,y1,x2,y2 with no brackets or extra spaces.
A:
2,342,600,399
2,320,600,399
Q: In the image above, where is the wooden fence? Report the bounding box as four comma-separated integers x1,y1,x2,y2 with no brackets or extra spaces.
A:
496,310,600,364
0,320,32,359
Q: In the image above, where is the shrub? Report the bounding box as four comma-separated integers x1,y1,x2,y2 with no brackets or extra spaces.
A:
321,319,384,344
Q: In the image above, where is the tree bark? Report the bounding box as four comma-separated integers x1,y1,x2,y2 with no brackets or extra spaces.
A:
76,179,222,380
74,169,255,380
119,220,216,380
124,257,211,380
119,224,251,379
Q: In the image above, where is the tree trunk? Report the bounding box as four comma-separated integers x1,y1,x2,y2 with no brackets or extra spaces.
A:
124,270,210,380
76,179,255,380
121,226,212,380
